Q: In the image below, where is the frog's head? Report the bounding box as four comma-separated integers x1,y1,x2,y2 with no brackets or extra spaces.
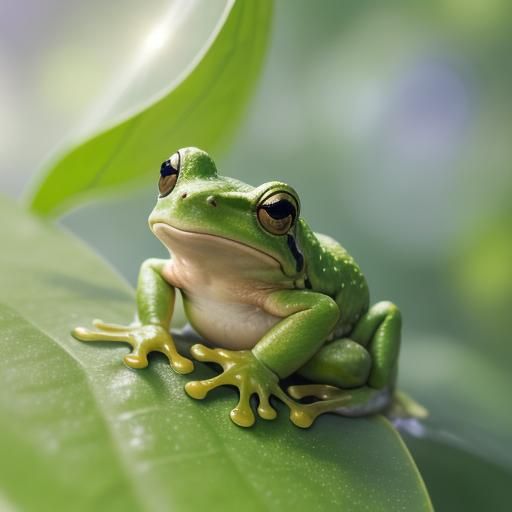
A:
148,147,304,278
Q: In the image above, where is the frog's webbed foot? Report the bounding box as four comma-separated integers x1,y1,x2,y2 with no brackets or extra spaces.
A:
288,383,392,422
72,320,194,374
286,384,359,426
184,344,319,428
184,345,278,427
288,383,345,401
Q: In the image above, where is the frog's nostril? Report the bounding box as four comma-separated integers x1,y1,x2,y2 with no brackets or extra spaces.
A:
206,196,217,207
181,192,188,199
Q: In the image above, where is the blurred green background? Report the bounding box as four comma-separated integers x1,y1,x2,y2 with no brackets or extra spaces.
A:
1,0,511,509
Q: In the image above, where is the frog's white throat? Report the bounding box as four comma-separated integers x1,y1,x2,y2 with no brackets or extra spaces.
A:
152,222,282,275
151,222,288,349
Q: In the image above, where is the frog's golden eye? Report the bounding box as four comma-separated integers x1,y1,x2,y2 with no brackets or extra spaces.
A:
257,192,298,235
159,152,180,197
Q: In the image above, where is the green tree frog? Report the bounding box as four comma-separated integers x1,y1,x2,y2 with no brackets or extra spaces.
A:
73,147,403,428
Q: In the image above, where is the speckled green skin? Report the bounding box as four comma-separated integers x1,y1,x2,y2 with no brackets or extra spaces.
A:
298,225,369,335
73,147,402,428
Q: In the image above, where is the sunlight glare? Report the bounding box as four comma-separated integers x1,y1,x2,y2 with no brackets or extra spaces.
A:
144,23,169,54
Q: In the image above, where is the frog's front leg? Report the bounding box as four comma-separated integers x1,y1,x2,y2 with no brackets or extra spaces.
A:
185,290,339,427
73,258,194,374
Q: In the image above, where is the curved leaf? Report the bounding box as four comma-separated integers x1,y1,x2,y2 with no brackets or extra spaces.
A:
405,435,512,512
0,198,432,511
400,336,512,469
28,0,273,217
399,336,512,511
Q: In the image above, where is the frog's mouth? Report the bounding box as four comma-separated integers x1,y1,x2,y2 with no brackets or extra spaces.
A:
151,222,285,273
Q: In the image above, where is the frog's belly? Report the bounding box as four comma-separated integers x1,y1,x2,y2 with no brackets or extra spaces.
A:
183,293,281,350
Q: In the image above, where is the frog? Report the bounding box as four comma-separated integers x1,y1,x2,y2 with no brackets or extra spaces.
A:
73,147,404,429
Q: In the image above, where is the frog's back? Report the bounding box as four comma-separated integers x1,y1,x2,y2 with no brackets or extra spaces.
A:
298,221,369,336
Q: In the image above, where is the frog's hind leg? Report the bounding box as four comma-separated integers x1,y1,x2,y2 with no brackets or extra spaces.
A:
287,384,391,426
296,338,373,389
350,300,401,390
287,301,401,425
295,301,401,391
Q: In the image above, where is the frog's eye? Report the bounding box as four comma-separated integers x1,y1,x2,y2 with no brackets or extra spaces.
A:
257,192,298,235
159,152,180,197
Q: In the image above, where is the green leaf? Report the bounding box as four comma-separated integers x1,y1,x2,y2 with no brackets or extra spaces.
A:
405,435,512,512
399,336,512,511
400,336,512,469
27,0,273,217
0,198,432,511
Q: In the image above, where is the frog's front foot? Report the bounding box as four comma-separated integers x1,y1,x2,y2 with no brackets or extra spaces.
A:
72,320,194,374
185,344,316,428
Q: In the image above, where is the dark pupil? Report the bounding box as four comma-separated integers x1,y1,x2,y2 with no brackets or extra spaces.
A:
262,199,295,220
160,159,178,178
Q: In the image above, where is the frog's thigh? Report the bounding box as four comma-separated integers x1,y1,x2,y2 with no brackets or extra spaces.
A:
350,301,401,389
297,339,371,389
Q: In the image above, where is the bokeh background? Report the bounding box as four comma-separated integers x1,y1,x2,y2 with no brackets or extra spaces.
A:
2,0,511,509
